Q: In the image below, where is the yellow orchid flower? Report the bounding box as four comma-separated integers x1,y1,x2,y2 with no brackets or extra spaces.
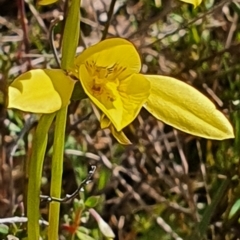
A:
8,38,234,144
74,38,234,142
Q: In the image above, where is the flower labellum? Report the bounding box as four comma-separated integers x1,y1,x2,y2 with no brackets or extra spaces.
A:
75,38,151,132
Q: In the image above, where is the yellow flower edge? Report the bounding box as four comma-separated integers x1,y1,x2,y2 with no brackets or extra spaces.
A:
8,69,75,113
180,0,202,7
37,0,58,5
144,75,234,140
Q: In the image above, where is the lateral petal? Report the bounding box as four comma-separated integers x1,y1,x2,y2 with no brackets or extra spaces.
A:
144,75,234,140
8,69,75,113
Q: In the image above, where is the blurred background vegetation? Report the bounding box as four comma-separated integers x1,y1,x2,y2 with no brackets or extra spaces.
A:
0,0,240,239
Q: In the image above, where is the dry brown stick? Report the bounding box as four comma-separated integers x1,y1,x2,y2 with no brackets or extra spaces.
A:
49,16,64,68
156,216,183,240
101,0,117,40
225,11,238,48
25,0,48,34
173,129,188,174
0,216,49,225
40,165,96,203
17,0,31,70
127,0,174,39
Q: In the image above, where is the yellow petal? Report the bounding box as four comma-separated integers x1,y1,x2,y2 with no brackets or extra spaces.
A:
100,115,131,145
179,0,202,7
118,74,151,129
100,114,111,129
8,69,75,113
80,65,150,131
144,75,234,140
110,125,132,145
75,38,141,79
37,0,58,5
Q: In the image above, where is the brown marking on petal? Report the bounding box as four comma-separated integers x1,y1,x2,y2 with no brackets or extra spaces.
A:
108,96,115,102
92,85,101,92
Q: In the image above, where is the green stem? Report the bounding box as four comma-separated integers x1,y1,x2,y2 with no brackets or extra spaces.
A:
61,0,81,70
48,106,68,240
27,113,55,240
47,0,81,237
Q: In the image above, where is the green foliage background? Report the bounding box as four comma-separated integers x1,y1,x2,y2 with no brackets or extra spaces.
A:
0,0,240,239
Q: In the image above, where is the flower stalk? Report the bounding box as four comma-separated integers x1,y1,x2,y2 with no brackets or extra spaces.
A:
48,0,81,238
48,106,68,239
27,113,56,240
